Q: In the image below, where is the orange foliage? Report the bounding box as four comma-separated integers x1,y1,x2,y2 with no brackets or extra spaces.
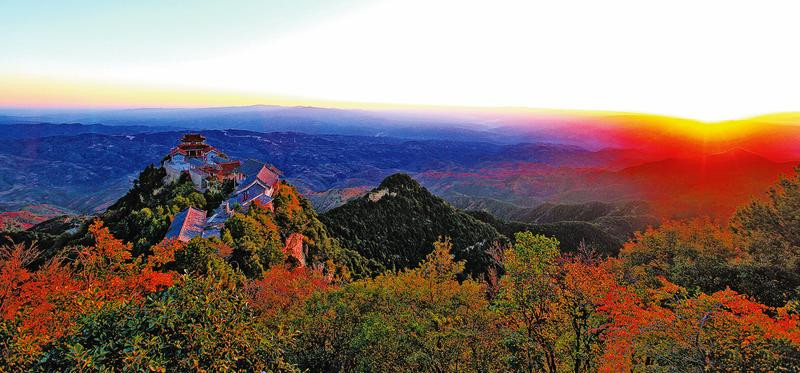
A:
246,265,331,320
148,238,187,268
275,182,303,219
596,275,800,371
595,279,675,372
0,219,178,360
213,241,234,258
621,218,745,265
74,220,176,306
0,244,77,344
501,243,800,371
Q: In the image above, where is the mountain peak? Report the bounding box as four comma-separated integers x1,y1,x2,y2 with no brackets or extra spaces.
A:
378,173,421,192
322,173,505,277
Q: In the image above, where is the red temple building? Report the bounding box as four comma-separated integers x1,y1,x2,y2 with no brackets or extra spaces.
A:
162,133,243,191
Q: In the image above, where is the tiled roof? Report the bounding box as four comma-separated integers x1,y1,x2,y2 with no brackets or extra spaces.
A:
229,182,267,207
207,152,229,165
257,166,279,187
253,195,274,210
169,147,188,156
178,143,214,152
218,161,241,174
199,165,221,175
237,159,265,177
245,179,268,197
237,164,279,194
165,207,207,242
181,133,206,143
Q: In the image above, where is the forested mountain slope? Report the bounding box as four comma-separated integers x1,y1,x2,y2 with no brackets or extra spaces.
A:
321,173,506,277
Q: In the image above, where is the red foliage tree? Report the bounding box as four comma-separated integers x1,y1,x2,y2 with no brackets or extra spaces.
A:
246,265,331,321
596,276,800,371
0,220,178,367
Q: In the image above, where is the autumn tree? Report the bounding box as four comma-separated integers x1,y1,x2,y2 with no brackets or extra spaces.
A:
246,265,331,324
0,220,177,369
38,275,297,372
156,236,242,291
272,182,305,234
597,277,800,371
559,257,619,373
0,242,76,370
494,232,563,372
732,165,800,271
494,232,616,372
223,203,284,277
289,238,506,372
622,218,800,307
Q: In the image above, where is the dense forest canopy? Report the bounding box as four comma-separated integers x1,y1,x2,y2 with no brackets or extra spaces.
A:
3,165,800,371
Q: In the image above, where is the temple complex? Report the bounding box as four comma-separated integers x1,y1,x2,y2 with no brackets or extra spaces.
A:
163,134,281,241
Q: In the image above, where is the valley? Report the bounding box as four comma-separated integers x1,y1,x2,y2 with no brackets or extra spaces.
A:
1,116,797,253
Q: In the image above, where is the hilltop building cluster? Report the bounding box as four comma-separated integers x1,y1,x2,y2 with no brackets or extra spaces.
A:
162,134,281,240
162,133,242,191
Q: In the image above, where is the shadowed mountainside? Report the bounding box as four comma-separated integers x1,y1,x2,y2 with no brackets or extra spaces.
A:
320,174,507,277
447,197,657,244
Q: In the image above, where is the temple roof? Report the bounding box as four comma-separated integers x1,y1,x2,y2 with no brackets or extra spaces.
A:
237,163,279,194
205,206,230,227
253,194,274,209
173,148,187,155
218,161,241,173
207,152,229,164
237,159,267,177
229,183,269,207
181,133,206,143
256,166,279,187
178,143,214,152
165,207,207,242
167,140,215,161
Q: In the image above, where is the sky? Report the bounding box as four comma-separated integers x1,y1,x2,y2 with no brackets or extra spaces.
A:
1,0,799,122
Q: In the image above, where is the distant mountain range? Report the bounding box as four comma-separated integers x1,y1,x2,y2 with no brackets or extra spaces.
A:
0,124,655,213
447,198,656,243
0,105,514,143
0,122,184,139
0,108,798,246
5,106,800,159
420,148,797,219
610,149,797,217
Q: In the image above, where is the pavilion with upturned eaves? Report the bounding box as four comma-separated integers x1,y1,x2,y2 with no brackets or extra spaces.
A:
162,133,243,192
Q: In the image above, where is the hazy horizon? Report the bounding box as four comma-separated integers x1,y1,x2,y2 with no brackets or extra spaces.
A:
3,103,800,125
